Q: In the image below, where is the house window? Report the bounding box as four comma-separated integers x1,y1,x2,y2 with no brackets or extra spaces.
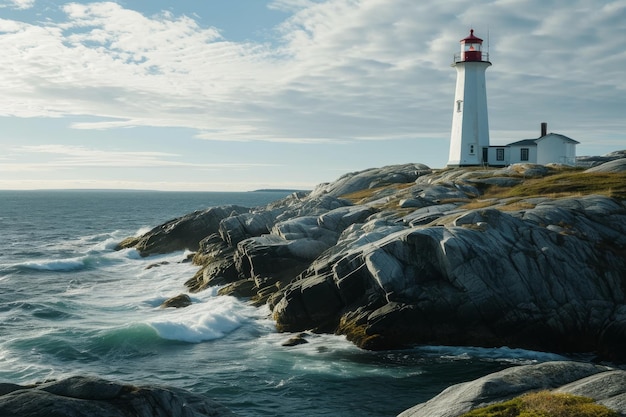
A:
520,148,529,161
496,148,505,161
456,100,463,112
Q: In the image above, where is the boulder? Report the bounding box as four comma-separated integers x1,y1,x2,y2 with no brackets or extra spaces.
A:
585,158,626,173
218,209,282,246
556,369,626,412
281,333,309,346
272,216,339,247
116,205,249,256
317,205,377,232
398,361,626,417
186,235,240,292
0,375,235,417
235,235,313,289
217,279,257,298
309,163,431,198
160,294,192,308
577,150,626,168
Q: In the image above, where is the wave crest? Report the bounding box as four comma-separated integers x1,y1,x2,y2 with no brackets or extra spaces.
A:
19,258,89,272
148,296,255,343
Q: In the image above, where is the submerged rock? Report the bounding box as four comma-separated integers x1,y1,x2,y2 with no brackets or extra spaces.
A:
0,375,236,417
282,333,309,346
398,361,626,417
160,294,192,308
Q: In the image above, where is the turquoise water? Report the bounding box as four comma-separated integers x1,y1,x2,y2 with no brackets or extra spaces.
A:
0,190,567,416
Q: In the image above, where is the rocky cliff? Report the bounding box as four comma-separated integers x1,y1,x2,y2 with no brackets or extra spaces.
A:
118,159,626,362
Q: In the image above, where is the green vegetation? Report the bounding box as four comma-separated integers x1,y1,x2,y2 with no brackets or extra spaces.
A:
460,390,618,417
340,170,626,217
483,172,626,200
341,183,413,204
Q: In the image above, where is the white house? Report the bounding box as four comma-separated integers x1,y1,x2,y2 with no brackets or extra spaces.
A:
488,123,579,167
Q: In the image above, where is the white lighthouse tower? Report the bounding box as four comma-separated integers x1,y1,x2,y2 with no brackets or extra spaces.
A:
447,29,491,166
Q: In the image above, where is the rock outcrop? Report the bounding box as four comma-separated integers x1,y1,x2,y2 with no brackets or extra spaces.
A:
0,375,235,417
117,161,626,361
586,158,626,173
116,205,249,256
577,150,626,168
272,193,626,360
398,361,626,417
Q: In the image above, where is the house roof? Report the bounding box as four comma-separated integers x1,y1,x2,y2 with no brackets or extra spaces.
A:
536,133,580,144
507,139,538,147
506,133,579,147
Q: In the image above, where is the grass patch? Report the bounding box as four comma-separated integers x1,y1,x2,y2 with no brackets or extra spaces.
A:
340,183,414,204
460,200,497,210
461,390,618,417
482,172,626,200
498,201,537,212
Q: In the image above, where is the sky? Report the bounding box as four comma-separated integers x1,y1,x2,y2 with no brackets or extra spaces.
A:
0,0,624,191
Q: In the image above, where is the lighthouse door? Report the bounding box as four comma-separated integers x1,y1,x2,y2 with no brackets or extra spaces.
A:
482,148,488,164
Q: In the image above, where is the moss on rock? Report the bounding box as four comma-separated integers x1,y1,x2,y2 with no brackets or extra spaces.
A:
461,390,619,417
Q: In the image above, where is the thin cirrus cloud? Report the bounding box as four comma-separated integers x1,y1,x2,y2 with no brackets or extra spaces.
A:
1,145,276,170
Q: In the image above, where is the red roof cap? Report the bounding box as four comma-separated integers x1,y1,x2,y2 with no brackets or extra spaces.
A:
461,29,483,43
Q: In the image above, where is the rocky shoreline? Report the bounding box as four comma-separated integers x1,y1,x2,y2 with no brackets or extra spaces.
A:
118,155,626,364
6,155,623,416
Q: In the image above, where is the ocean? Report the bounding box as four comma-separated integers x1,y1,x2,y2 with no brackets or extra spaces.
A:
0,190,568,416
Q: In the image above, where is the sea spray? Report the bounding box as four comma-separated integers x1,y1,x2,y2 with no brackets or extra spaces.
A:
148,295,262,343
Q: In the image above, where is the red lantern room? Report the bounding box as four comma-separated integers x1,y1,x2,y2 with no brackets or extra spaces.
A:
459,29,485,62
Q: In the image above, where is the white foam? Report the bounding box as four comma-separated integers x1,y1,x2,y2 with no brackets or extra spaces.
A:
134,226,153,237
416,345,567,364
147,296,259,343
19,258,87,272
121,248,142,260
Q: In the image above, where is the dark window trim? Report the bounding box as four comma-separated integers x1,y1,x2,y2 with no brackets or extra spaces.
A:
520,148,529,161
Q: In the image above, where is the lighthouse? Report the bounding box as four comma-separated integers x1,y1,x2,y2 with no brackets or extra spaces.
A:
447,29,491,166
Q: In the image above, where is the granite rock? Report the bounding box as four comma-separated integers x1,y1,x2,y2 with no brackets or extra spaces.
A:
0,376,236,417
398,361,626,417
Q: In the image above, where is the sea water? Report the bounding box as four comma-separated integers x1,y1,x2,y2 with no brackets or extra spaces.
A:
0,190,568,416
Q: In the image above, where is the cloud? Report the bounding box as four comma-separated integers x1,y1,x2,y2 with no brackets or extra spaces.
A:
0,0,623,147
268,0,321,13
1,0,35,9
1,144,276,170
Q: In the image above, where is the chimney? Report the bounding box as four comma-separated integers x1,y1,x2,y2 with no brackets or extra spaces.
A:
541,122,547,137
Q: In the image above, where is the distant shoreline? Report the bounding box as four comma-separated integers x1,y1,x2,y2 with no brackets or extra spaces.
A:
0,188,310,193
251,189,310,193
